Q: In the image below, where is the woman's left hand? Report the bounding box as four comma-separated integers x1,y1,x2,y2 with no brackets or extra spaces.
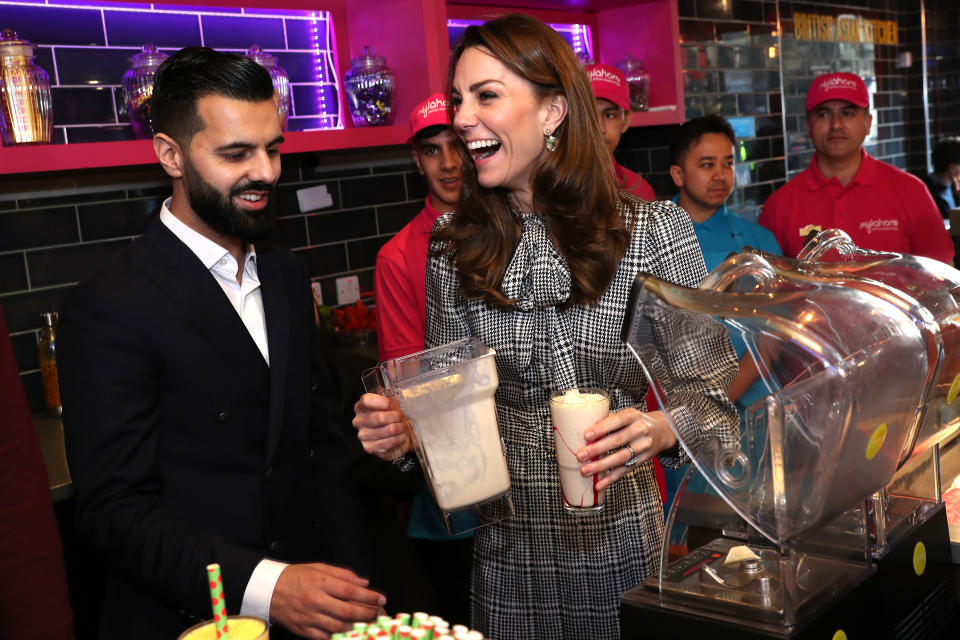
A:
575,408,677,491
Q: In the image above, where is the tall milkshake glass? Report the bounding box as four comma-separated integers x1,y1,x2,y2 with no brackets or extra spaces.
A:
550,388,610,513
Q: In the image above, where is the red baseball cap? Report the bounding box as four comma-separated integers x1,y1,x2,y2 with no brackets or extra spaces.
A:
584,63,630,112
805,72,869,111
408,93,451,144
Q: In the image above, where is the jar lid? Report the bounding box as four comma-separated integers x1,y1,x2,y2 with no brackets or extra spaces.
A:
617,53,646,71
41,310,58,327
128,43,168,68
0,29,36,58
350,45,386,69
245,44,277,68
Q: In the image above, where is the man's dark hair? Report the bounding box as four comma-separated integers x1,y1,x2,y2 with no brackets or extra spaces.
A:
412,124,449,149
150,46,275,145
932,137,960,175
670,114,737,166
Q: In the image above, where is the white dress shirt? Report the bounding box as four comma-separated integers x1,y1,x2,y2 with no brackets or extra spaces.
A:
159,200,286,623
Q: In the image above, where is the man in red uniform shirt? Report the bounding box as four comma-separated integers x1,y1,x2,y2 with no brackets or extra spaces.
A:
585,63,656,200
374,94,461,360
759,72,953,263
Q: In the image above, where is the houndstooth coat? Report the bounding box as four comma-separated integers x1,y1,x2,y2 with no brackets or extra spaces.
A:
425,195,739,640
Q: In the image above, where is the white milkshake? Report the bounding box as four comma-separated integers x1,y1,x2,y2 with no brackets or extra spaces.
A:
550,388,610,513
396,353,511,512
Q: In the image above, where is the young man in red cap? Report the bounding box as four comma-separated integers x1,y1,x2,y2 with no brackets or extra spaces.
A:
759,72,953,263
372,93,473,624
585,63,656,200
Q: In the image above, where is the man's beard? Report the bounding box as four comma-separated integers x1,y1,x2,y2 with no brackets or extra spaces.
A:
183,158,278,244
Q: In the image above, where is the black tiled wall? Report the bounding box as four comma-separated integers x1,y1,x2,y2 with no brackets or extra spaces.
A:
4,0,960,412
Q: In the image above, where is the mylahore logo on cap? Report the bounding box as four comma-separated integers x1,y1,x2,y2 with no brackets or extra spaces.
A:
417,97,448,120
819,76,859,93
588,67,622,87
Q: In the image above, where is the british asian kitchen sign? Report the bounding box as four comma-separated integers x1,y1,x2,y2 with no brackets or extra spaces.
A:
794,13,899,45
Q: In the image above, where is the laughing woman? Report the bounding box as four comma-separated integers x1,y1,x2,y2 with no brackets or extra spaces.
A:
353,14,739,640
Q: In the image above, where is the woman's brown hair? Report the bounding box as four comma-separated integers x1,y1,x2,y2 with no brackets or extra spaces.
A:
438,13,629,309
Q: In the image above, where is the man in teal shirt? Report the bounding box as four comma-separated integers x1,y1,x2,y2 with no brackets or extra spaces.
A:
665,114,782,508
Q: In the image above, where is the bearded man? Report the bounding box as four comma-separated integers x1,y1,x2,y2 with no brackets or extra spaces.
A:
58,47,387,640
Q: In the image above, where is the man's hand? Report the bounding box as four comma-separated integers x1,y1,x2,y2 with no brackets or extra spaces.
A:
270,563,386,639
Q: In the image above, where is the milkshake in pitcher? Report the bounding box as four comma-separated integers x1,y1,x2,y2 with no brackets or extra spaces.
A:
550,388,610,513
388,338,513,532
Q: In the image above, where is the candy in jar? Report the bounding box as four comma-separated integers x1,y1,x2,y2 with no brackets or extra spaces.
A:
343,45,396,127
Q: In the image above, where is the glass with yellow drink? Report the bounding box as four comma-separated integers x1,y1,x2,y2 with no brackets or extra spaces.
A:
178,615,268,640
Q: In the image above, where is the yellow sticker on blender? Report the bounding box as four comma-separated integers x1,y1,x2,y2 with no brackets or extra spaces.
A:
866,423,887,461
913,541,927,576
948,373,960,404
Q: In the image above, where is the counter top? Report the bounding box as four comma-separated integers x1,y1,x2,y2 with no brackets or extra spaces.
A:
33,412,72,503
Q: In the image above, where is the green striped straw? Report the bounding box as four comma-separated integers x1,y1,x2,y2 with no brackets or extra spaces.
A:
205,563,230,640
395,613,411,626
420,619,435,640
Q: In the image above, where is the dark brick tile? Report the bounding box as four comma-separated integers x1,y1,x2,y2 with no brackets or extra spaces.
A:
339,174,406,208
21,371,44,413
127,185,170,199
27,239,130,288
743,182,774,206
201,14,285,49
307,209,377,245
65,125,136,144
756,159,786,182
717,24,749,45
17,190,125,210
770,92,782,115
52,87,116,125
0,207,78,252
0,286,73,333
734,1,765,23
10,332,38,373
295,245,347,279
78,198,160,241
278,154,301,185
1,5,106,46
619,149,651,175
54,47,131,86
105,11,202,48
266,216,308,251
755,115,782,137
0,253,28,294
300,154,370,180
678,0,695,18
405,173,429,201
0,198,16,212
378,202,423,235
372,161,416,175
347,236,389,271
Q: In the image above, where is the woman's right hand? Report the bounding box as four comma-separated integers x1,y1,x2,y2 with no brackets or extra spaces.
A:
352,393,413,462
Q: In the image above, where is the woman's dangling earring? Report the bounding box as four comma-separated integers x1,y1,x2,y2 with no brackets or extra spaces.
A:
545,128,559,152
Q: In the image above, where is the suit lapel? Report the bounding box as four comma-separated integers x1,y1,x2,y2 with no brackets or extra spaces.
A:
256,244,290,463
138,220,269,403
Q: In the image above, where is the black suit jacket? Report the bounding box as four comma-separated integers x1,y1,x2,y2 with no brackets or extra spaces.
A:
60,218,335,638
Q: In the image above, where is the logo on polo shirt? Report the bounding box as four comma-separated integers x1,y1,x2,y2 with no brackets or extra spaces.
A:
416,97,448,120
859,218,899,234
819,76,859,94
587,66,622,87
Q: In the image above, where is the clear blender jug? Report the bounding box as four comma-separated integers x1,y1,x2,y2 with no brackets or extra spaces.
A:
363,337,513,534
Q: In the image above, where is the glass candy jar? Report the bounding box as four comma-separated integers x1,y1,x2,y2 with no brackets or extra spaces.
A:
343,46,395,128
0,29,52,145
121,44,168,139
616,53,650,112
245,45,291,131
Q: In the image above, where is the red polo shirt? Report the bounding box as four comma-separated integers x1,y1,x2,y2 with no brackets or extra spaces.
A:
614,160,655,200
374,198,444,361
759,149,953,263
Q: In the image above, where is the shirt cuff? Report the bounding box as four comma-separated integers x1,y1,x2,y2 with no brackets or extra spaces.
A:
240,558,288,624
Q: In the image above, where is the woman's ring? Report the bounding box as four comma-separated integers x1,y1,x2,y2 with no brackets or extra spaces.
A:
623,443,639,468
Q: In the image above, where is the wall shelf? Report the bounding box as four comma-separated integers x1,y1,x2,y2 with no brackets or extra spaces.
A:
0,0,682,175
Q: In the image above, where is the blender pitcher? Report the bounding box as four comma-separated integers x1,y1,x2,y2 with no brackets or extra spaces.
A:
363,337,513,534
